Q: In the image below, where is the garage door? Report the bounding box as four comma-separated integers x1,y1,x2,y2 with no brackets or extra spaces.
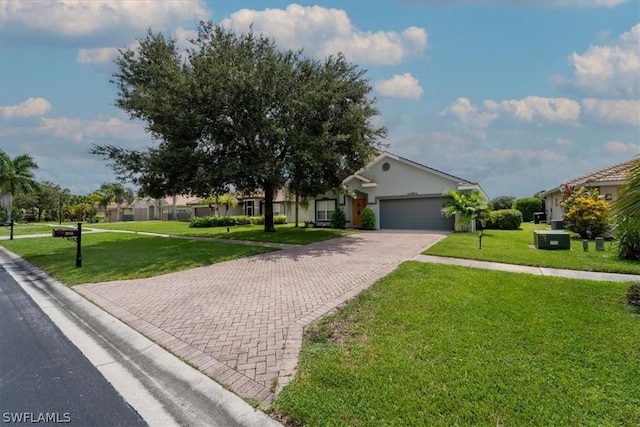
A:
380,197,454,230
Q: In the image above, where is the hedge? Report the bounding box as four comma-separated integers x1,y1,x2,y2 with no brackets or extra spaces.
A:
484,209,523,230
189,214,287,228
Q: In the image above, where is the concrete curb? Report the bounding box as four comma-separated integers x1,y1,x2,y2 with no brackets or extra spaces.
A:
0,247,282,427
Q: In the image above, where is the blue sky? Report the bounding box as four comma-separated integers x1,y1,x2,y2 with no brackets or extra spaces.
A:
1,0,638,198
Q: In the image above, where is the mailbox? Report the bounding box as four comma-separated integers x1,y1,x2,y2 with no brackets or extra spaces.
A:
52,229,79,238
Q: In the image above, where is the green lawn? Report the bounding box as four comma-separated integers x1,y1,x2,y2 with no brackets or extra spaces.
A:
87,221,355,245
0,232,275,285
272,262,640,426
425,223,640,275
0,223,61,236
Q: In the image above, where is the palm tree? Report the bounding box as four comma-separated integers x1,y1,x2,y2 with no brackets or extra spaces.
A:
0,150,39,222
614,156,640,260
441,189,489,231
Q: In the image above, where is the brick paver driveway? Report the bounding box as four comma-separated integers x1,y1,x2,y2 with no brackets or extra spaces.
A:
75,230,446,404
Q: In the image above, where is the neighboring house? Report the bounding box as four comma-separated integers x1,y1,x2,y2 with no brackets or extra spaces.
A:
312,151,485,231
540,158,636,223
123,195,201,221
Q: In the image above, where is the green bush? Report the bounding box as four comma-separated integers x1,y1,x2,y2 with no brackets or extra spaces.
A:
564,191,610,239
189,215,251,228
331,208,346,229
485,209,522,230
361,207,376,230
512,197,543,222
274,214,287,224
249,215,264,225
617,218,640,261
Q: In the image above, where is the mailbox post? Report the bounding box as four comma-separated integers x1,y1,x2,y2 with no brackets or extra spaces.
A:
1,220,14,240
52,222,82,268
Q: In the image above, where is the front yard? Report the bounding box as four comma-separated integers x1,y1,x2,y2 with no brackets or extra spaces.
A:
87,221,355,245
425,223,640,275
0,232,275,285
272,262,640,426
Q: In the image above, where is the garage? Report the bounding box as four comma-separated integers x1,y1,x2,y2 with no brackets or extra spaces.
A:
379,197,454,230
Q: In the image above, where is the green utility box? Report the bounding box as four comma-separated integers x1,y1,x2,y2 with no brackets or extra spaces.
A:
534,230,570,250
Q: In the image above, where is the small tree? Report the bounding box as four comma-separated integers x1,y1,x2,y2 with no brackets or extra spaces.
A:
0,151,39,222
563,187,610,239
330,208,347,229
361,207,376,230
441,189,489,231
490,195,515,211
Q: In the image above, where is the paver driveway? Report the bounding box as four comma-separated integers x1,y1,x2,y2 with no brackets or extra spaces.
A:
75,231,446,404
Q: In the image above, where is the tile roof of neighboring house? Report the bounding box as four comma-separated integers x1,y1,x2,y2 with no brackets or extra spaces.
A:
563,158,637,188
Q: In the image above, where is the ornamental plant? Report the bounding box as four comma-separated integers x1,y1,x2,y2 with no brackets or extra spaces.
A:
361,207,376,230
331,208,347,229
563,187,610,239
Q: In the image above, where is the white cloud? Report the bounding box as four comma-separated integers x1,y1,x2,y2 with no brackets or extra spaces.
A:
441,98,498,136
375,73,423,100
565,24,640,97
582,98,640,126
0,0,210,42
476,148,565,162
484,96,581,123
0,97,51,119
38,116,148,144
605,140,640,154
221,4,428,64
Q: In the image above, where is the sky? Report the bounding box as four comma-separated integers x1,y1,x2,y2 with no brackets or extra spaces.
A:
1,0,639,199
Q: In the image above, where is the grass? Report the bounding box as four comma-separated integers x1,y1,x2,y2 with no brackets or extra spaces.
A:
87,221,355,245
272,262,640,426
425,222,640,275
0,232,275,285
0,222,65,236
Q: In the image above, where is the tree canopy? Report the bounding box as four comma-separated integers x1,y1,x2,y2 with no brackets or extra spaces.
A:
0,150,39,222
92,23,385,231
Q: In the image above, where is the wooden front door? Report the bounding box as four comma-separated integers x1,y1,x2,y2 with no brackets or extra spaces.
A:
351,198,367,228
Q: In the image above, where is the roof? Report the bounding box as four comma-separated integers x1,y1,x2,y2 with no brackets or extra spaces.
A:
541,158,637,197
344,150,487,197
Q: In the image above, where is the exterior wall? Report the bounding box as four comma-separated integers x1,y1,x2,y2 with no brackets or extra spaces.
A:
346,156,460,229
544,183,623,223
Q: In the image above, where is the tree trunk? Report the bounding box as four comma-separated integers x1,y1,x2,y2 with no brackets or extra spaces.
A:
263,185,276,232
295,193,299,227
6,193,13,223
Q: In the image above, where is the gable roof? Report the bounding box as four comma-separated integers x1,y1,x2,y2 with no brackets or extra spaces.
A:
346,151,476,185
541,158,636,197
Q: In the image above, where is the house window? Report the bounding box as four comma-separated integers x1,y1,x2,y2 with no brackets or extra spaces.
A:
245,200,254,216
605,193,613,201
316,200,336,221
273,203,282,216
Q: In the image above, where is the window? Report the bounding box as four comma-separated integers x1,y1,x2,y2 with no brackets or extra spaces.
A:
245,200,254,216
316,200,336,221
273,203,282,216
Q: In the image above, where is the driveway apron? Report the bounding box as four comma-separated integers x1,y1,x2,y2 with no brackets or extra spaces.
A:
75,231,446,404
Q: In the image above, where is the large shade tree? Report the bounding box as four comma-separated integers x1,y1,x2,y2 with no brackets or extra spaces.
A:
93,23,385,232
0,150,39,222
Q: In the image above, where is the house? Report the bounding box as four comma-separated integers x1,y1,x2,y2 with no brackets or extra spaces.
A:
539,159,636,223
190,190,312,223
311,151,485,231
117,195,201,221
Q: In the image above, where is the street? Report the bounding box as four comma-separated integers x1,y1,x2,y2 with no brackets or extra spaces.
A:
0,266,146,426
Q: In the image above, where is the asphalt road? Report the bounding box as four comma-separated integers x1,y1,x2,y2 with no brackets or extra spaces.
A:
0,266,146,426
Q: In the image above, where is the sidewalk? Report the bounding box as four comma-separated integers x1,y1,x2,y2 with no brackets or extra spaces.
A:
413,254,640,283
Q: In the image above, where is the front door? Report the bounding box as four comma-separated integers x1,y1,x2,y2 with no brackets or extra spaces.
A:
351,198,367,228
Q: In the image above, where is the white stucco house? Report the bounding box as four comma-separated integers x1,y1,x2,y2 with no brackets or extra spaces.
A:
311,151,486,231
539,158,636,223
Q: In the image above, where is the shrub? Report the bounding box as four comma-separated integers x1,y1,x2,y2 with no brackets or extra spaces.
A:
626,283,640,311
563,189,610,239
249,215,264,225
512,197,542,222
485,209,522,230
361,207,376,230
189,215,251,228
490,195,515,211
617,218,640,261
330,208,346,229
274,214,287,224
